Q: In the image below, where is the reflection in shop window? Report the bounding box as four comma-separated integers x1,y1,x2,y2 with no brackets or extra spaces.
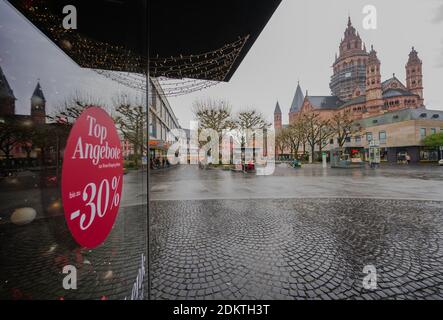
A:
420,148,439,161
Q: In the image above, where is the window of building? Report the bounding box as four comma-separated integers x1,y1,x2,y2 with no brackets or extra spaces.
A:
431,128,436,135
149,112,156,137
366,132,373,142
420,148,439,161
420,128,426,138
379,131,387,143
355,135,361,143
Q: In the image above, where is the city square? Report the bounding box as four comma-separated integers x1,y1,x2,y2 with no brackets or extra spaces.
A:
1,0,443,305
150,164,443,299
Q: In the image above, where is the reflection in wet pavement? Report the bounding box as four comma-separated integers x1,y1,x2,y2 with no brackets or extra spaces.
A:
150,165,443,300
150,164,443,201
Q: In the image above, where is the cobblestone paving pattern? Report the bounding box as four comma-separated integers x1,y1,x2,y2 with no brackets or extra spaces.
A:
151,198,443,300
0,205,147,300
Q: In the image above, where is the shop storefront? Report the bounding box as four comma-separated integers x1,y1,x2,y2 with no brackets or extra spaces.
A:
420,147,440,162
1,0,280,301
345,147,365,163
0,0,148,300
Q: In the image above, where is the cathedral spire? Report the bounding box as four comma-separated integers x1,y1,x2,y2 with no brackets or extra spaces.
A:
274,101,282,129
274,101,282,114
405,46,423,102
32,81,46,102
0,64,16,100
0,64,16,116
290,82,304,113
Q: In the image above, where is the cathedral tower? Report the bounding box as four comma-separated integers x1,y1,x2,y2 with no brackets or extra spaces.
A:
289,82,304,124
365,45,383,113
405,47,424,104
0,64,16,117
330,16,368,101
31,82,46,124
274,101,282,130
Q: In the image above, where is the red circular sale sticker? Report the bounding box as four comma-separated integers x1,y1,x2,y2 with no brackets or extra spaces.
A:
62,107,123,248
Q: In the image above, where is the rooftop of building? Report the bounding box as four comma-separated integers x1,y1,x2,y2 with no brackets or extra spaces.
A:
357,107,443,128
32,82,46,101
306,96,343,110
274,101,282,114
289,83,304,113
0,64,15,100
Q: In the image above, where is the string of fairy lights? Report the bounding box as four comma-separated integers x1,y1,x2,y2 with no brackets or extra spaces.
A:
93,70,222,97
19,1,250,97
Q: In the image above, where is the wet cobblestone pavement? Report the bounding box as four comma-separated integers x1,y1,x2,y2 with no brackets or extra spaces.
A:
151,198,443,300
150,165,443,300
0,204,147,300
0,170,147,300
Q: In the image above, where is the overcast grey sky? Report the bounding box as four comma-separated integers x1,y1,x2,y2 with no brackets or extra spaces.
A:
1,0,442,128
0,0,142,117
168,0,443,127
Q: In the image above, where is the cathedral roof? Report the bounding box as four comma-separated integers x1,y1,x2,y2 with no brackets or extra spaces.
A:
367,45,380,64
307,96,343,110
340,95,366,108
274,101,282,114
382,88,416,99
290,83,304,113
407,47,422,65
0,64,16,100
32,82,46,101
381,75,407,91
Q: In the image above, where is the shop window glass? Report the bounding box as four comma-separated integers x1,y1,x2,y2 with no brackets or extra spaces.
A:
0,2,148,300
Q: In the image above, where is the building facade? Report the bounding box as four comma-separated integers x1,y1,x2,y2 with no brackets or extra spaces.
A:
273,16,440,163
274,16,425,129
338,108,443,163
0,64,48,160
148,77,181,163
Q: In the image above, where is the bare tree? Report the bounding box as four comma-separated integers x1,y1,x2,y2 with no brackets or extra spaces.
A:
114,94,146,168
193,99,236,133
235,109,271,148
275,127,290,160
286,118,307,160
329,111,357,149
0,119,21,159
302,111,330,163
317,125,334,154
48,92,105,125
193,98,236,164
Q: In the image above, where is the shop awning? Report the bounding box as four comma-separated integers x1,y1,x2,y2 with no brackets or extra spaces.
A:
6,0,281,81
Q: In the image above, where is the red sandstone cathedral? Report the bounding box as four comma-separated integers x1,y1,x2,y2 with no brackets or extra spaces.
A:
0,64,46,125
274,17,424,129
